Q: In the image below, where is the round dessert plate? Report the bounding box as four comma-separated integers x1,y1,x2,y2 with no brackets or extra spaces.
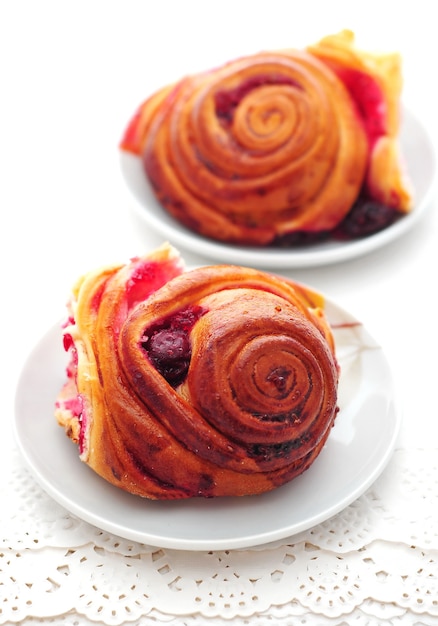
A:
14,296,401,551
120,106,436,269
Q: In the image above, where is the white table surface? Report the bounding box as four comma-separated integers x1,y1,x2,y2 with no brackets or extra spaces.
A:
1,2,437,624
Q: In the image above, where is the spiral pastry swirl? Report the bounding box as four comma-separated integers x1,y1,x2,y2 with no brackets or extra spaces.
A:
56,244,339,499
121,31,412,245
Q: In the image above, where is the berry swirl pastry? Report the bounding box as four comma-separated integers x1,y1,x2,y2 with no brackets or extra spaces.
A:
121,30,412,246
55,244,340,499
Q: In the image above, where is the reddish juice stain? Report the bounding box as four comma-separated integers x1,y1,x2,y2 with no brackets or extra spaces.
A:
90,280,109,315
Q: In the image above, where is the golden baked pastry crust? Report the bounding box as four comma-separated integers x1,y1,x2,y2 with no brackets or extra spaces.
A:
121,31,412,245
55,245,340,499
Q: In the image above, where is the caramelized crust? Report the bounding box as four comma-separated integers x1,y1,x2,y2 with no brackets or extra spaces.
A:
120,31,412,245
55,245,339,499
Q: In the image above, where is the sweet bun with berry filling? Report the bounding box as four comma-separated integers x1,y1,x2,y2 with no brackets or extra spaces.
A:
55,244,340,499
120,30,413,246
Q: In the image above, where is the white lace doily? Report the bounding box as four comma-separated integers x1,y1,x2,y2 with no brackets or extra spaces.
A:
1,447,437,626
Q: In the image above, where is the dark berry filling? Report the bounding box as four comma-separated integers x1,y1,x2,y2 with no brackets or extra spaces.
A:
333,197,402,240
141,305,206,386
266,367,291,394
273,229,331,248
273,196,402,247
147,329,191,386
249,433,311,461
215,74,300,124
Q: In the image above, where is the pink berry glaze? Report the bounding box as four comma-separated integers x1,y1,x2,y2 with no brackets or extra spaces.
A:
64,395,87,455
336,67,386,150
63,332,78,380
59,257,184,452
125,257,182,308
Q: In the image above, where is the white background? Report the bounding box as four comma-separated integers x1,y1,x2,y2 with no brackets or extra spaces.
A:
1,0,437,463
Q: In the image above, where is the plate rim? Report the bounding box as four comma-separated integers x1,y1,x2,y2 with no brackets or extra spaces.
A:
13,295,401,551
120,105,436,269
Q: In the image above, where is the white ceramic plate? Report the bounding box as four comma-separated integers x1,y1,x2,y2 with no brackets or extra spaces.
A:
14,296,400,551
120,107,436,269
